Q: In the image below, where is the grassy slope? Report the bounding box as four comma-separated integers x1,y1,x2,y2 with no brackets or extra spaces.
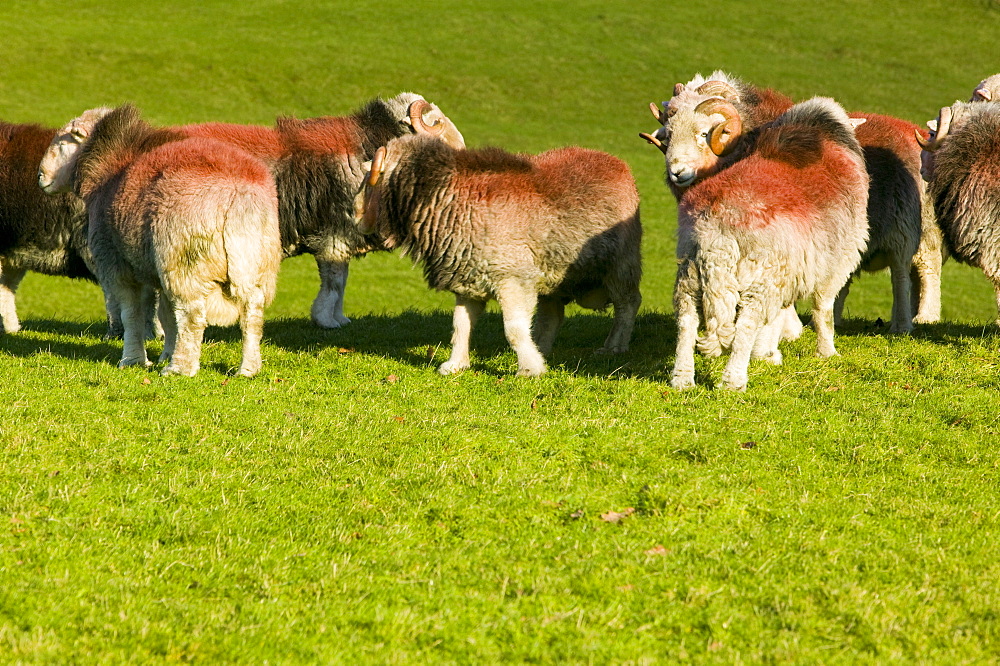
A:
3,0,1000,662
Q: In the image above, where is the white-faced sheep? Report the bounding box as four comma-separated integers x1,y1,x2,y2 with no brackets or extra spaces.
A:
664,96,869,391
38,105,281,377
643,71,943,331
354,134,642,377
177,93,464,329
917,102,1000,323
1,120,158,338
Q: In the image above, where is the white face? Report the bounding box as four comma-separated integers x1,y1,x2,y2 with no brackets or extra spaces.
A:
663,109,724,188
38,107,111,194
38,124,88,194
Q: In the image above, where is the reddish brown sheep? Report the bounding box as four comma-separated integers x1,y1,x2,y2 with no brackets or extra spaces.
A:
355,135,642,377
38,105,281,377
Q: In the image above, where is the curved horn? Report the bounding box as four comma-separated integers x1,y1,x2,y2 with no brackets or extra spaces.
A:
649,102,663,123
368,146,387,187
914,129,932,150
639,131,668,154
695,97,743,156
695,80,740,102
408,99,444,137
672,83,685,97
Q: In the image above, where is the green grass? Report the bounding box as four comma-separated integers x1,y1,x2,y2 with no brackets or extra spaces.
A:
4,0,1000,662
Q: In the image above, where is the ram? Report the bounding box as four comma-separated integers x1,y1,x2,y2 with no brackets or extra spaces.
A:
665,97,869,391
643,71,942,331
1,120,156,337
917,102,1000,323
354,134,642,377
178,94,464,329
39,105,281,377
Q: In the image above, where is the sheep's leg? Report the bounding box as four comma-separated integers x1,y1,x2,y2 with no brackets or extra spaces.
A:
720,298,772,391
117,285,151,369
912,196,943,324
812,295,839,358
141,286,163,340
751,314,784,365
885,251,914,334
496,282,546,377
438,296,486,376
161,298,207,377
156,294,178,365
0,263,27,334
993,280,1000,327
311,258,351,328
533,296,564,356
670,261,700,390
834,277,852,328
779,304,803,341
599,286,641,355
236,290,267,377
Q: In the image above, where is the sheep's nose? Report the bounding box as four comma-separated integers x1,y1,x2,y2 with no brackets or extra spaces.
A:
669,165,696,187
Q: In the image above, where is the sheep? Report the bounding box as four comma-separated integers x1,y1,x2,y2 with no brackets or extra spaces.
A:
354,134,642,377
642,71,943,331
971,74,1000,102
664,96,870,391
0,120,157,337
38,105,281,377
176,93,464,329
917,102,1000,324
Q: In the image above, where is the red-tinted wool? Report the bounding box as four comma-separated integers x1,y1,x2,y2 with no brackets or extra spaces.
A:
276,116,362,156
682,138,857,231
852,113,922,159
178,122,286,161
750,88,794,126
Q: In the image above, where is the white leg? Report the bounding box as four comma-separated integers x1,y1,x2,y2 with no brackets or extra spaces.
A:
599,285,641,355
812,296,839,359
670,261,700,390
237,290,267,377
161,298,207,377
720,300,770,391
912,196,943,324
156,295,178,364
117,285,151,368
834,278,852,328
888,253,914,334
533,296,564,356
0,263,27,334
311,258,351,328
779,305,803,341
141,286,163,340
751,315,784,366
496,282,546,377
438,296,486,375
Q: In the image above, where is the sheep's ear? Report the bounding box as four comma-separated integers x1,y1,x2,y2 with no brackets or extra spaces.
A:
848,118,866,130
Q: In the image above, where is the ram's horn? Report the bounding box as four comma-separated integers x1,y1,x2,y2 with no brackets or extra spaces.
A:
408,99,443,136
672,83,685,96
649,102,663,123
695,80,740,102
639,131,668,154
914,129,932,150
694,97,743,156
368,146,387,187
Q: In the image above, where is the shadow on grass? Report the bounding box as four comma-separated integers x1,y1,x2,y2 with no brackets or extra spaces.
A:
7,311,994,380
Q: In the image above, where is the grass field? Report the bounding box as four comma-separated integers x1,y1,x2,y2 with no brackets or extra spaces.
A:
3,1,1000,662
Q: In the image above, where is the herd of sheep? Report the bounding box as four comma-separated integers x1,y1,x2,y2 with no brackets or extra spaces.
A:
1,74,999,388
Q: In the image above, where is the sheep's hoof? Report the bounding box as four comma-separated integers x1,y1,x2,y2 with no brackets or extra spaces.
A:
516,365,546,378
438,361,468,376
719,376,748,392
595,345,627,356
311,311,351,329
759,350,783,366
670,372,695,390
236,362,261,378
118,357,152,369
160,363,197,377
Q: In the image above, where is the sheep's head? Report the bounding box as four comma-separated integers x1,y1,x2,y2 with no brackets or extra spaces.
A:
659,96,743,188
639,79,742,156
971,74,1000,102
404,99,466,150
38,107,113,194
915,104,965,182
